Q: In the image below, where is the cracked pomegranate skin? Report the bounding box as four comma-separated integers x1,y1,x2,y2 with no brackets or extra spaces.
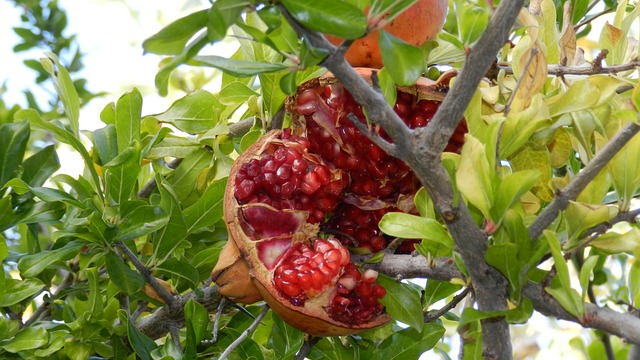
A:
325,0,448,68
212,69,466,336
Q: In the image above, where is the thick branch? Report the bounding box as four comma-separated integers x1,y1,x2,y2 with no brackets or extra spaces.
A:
366,254,640,345
137,285,222,339
529,121,640,242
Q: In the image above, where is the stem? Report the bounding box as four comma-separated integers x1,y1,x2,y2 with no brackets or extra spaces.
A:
424,287,471,323
218,304,269,360
114,242,175,306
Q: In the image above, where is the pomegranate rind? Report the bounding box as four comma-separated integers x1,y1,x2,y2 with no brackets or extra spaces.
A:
211,239,263,304
254,279,391,336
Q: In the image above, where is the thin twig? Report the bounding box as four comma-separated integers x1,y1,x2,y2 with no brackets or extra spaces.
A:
218,304,269,360
169,323,183,351
202,297,229,346
497,58,639,76
114,242,175,306
346,113,397,156
424,287,471,323
295,335,321,360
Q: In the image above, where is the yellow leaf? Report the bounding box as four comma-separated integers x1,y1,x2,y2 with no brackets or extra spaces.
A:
559,1,577,65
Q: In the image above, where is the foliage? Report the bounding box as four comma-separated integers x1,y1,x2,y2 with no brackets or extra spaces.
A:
2,0,640,359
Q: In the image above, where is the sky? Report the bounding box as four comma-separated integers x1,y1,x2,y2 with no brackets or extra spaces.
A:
0,0,210,131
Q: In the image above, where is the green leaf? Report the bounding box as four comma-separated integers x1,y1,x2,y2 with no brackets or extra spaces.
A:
106,251,145,295
208,0,249,41
87,267,104,319
0,121,29,189
184,299,210,344
152,179,188,263
42,53,80,138
115,88,142,153
1,327,49,353
423,280,462,309
142,10,209,55
119,310,156,360
456,134,494,218
579,255,599,301
376,274,423,332
374,323,445,360
18,200,66,224
379,212,454,249
190,56,288,77
268,313,304,358
103,146,141,206
149,90,222,134
166,148,213,201
183,178,226,233
544,230,585,318
379,30,425,86
22,145,60,188
65,340,93,360
590,227,640,254
17,241,83,278
16,109,103,201
377,68,397,107
94,124,119,165
145,135,201,160
155,258,199,290
220,81,260,106
280,0,366,39
458,4,489,45
492,170,539,222
565,201,614,246
279,70,298,96
485,243,523,297
0,278,45,306
115,202,169,242
3,178,84,208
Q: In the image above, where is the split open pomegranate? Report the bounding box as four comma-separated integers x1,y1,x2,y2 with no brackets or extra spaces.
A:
212,69,467,336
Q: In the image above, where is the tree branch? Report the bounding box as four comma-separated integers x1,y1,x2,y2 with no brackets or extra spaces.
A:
219,304,269,360
529,120,640,242
137,285,222,339
497,59,640,76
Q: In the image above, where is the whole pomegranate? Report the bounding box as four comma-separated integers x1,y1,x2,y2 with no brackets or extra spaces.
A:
325,0,448,68
212,69,467,336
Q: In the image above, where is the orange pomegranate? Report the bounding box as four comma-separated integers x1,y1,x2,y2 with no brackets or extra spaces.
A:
325,0,448,68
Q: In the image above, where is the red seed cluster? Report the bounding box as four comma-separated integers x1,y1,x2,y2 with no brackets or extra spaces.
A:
234,135,347,224
273,238,350,305
329,263,386,324
324,204,389,253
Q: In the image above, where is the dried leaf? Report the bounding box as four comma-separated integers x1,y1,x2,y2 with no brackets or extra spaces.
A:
559,1,577,65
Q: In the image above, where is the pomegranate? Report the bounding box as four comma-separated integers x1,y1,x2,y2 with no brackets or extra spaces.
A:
325,0,448,68
212,68,467,336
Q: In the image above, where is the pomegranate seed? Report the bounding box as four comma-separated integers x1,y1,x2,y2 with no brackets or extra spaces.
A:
333,296,350,311
235,179,255,200
301,172,321,194
338,275,357,290
292,158,307,174
314,165,331,185
370,236,387,252
355,283,372,298
373,284,387,298
362,269,378,284
280,280,303,297
298,272,313,290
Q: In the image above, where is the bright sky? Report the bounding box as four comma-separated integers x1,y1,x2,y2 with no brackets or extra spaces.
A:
0,0,210,131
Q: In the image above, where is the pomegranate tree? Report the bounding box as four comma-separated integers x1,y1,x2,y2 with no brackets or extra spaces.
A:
212,69,467,336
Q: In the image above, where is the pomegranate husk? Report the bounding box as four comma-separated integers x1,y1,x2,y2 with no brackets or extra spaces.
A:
213,68,456,336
